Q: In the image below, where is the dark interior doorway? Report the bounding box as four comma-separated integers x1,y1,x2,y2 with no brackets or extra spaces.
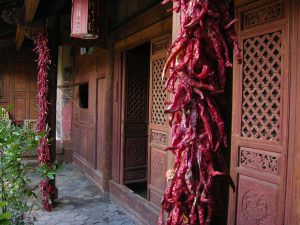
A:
123,42,150,199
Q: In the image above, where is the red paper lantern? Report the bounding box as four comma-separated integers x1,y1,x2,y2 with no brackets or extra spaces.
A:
71,0,100,39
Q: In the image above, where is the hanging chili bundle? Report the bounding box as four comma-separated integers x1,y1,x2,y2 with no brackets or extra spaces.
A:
34,30,56,211
160,0,241,224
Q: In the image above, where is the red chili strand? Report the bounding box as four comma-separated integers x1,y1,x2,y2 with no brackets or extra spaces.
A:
34,30,56,212
160,0,241,224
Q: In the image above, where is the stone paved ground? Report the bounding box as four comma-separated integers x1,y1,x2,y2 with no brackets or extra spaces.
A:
26,165,136,225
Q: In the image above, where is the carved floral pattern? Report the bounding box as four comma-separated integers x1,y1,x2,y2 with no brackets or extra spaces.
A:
242,190,268,224
151,130,167,145
240,149,279,174
152,38,170,55
243,3,283,29
125,139,146,167
242,189,275,225
152,155,165,178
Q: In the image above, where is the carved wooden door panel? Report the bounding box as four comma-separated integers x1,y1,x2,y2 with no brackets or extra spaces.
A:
148,35,171,208
229,1,289,225
123,52,149,184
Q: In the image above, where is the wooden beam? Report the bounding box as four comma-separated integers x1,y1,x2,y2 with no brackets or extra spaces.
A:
15,0,40,50
15,27,26,50
25,0,40,22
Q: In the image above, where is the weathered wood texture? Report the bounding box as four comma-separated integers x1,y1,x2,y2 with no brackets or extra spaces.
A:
113,3,171,43
123,49,150,184
111,8,172,223
113,0,162,26
16,0,40,50
0,57,38,123
112,15,172,185
287,0,300,224
72,48,112,191
229,0,294,224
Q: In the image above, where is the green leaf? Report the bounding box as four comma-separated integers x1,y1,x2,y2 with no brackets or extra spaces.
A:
6,104,14,112
0,220,10,225
0,201,7,208
0,212,11,220
47,174,55,180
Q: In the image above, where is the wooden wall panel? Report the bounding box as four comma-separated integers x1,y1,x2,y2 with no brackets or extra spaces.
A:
113,0,161,26
0,58,38,122
0,63,7,103
15,64,28,91
112,3,171,44
72,48,109,182
29,98,38,119
15,98,27,120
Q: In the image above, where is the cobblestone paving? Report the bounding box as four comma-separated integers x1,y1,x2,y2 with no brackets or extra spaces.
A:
27,165,136,225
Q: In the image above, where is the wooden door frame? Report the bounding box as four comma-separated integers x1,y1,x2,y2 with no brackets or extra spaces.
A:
112,16,172,186
120,52,126,185
95,77,105,170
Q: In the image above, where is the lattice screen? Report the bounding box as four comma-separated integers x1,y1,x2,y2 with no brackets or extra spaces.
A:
241,31,282,141
0,72,5,101
126,67,148,121
151,58,167,125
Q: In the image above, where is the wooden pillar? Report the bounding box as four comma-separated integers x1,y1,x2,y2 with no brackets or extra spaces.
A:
99,44,113,191
47,14,59,199
96,2,113,192
286,0,300,224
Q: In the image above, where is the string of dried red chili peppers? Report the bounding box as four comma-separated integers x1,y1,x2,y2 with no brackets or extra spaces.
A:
34,30,56,211
160,0,241,224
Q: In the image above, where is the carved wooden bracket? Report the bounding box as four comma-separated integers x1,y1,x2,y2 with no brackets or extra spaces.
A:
15,0,40,50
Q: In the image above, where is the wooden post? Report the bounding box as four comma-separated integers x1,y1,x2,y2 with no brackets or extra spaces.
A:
47,14,59,201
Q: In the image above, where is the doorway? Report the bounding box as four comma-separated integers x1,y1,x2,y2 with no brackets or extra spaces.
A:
122,43,150,199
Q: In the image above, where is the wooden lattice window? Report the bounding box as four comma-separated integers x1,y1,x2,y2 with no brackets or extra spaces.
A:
0,71,5,101
151,58,167,125
126,62,148,121
241,31,282,141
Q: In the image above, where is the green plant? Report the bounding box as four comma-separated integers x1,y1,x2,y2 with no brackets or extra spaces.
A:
0,202,11,225
36,162,64,181
0,112,39,224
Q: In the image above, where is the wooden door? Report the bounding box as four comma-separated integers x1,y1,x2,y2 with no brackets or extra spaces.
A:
123,51,149,184
148,34,171,208
229,1,289,225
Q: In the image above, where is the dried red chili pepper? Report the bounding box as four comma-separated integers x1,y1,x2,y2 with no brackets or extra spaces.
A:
34,30,56,212
160,0,241,224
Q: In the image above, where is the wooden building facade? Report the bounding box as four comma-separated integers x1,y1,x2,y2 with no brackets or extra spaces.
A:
1,0,300,224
